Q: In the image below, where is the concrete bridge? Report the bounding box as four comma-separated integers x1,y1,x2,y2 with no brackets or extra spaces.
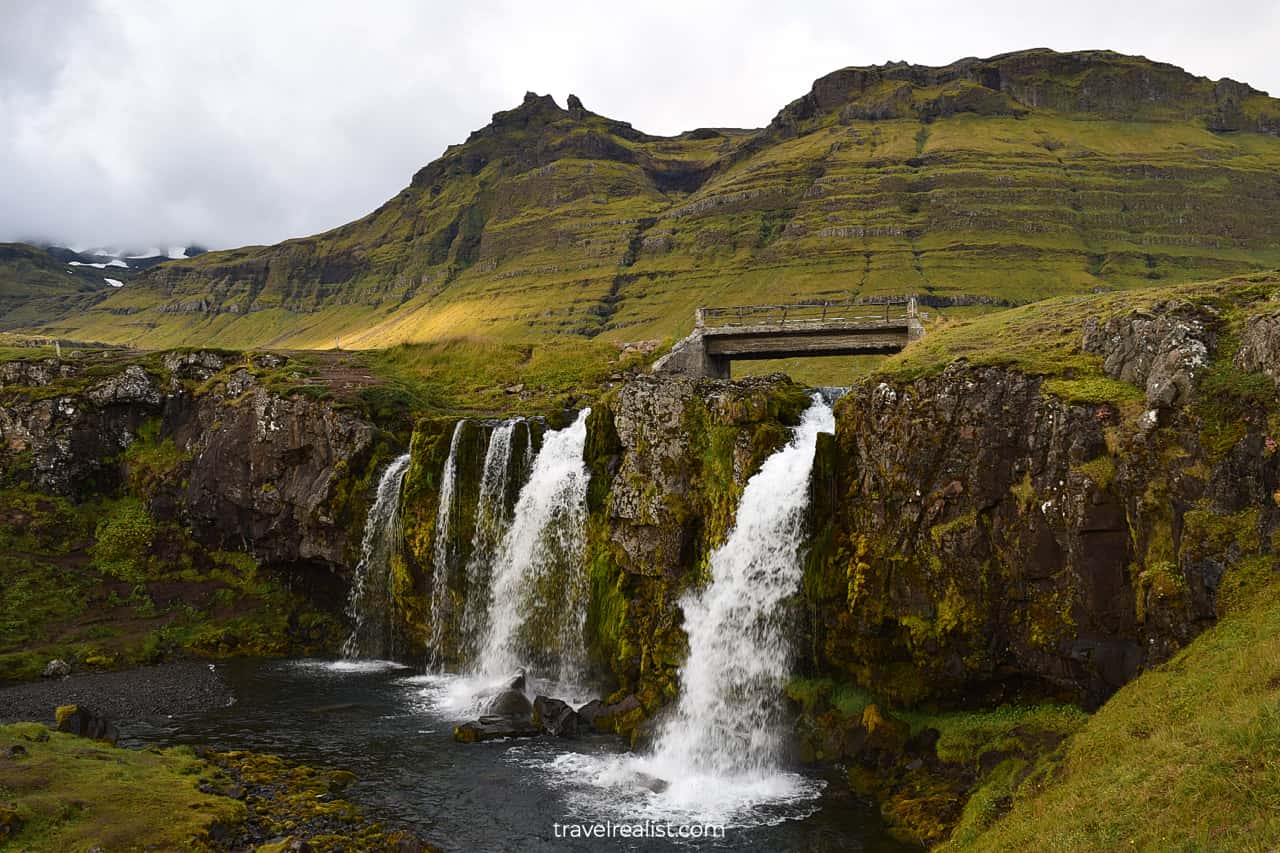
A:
653,298,925,379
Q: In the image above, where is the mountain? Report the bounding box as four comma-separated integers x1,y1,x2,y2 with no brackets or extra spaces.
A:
0,243,115,332
13,48,1280,349
44,244,209,276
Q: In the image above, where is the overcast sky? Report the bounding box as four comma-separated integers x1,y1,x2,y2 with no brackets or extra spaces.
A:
3,0,1278,252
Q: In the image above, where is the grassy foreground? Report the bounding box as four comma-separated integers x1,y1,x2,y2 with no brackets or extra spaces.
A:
0,721,241,849
0,723,429,851
948,576,1280,850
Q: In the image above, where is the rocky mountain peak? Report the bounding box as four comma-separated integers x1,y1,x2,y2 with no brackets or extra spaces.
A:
770,48,1279,134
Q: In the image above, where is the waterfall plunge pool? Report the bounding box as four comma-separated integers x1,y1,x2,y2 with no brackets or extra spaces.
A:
121,658,911,852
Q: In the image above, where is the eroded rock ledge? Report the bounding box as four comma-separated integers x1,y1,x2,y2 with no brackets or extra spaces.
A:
0,351,381,573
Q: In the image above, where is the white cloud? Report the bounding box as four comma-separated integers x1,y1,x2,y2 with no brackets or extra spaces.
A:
1,0,1277,250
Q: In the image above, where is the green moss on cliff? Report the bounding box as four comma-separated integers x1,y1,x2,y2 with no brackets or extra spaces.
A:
121,419,191,500
395,418,462,660
581,377,808,706
89,498,158,583
0,486,341,684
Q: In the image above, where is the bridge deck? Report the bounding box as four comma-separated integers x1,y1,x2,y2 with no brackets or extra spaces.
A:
654,297,924,378
702,319,913,359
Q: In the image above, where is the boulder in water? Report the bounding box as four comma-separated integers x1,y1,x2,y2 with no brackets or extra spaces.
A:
628,707,671,752
633,771,669,794
453,715,540,743
473,669,528,704
532,696,580,737
576,699,607,728
483,689,533,718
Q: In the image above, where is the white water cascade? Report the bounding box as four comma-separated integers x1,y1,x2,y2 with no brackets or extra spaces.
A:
457,418,521,662
538,394,834,825
427,421,466,670
475,409,591,684
341,453,412,660
651,394,834,775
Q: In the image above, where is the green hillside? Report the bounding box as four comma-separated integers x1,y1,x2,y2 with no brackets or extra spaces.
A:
0,244,112,332
13,48,1280,349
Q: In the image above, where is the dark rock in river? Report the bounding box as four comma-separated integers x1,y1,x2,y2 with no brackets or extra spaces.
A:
453,714,540,743
483,689,533,718
532,696,580,737
576,699,607,728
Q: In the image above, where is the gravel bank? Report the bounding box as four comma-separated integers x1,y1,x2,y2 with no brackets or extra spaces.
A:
0,661,232,723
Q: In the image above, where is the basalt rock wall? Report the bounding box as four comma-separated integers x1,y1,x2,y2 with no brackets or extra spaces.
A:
0,351,384,576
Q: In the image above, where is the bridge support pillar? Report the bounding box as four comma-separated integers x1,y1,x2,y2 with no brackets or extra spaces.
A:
908,316,926,343
651,331,730,379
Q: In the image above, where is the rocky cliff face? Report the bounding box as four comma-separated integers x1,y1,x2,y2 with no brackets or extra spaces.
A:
772,49,1280,132
808,358,1271,708
581,294,1279,711
0,351,381,574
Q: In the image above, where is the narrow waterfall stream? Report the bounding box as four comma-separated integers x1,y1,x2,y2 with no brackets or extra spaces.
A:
426,421,466,670
539,394,835,827
458,418,520,663
476,409,591,684
341,453,412,660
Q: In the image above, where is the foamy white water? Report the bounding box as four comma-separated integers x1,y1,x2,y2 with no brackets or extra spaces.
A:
651,395,834,774
534,395,834,826
406,670,596,721
475,410,591,683
342,453,411,659
458,419,519,662
295,659,409,674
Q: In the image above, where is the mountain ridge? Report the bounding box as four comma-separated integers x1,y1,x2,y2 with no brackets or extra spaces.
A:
8,47,1280,349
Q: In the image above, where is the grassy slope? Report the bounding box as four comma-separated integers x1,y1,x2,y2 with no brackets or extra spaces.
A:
14,51,1280,351
949,575,1280,851
0,244,111,333
879,269,1280,398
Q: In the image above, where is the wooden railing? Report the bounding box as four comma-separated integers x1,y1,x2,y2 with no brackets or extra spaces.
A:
695,297,917,329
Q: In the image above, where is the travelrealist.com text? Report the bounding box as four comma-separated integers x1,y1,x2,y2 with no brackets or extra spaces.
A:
552,821,727,840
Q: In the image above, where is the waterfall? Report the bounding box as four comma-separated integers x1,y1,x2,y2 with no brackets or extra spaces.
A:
457,418,519,662
531,395,833,826
652,393,834,775
427,421,466,671
342,453,411,660
475,409,591,684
